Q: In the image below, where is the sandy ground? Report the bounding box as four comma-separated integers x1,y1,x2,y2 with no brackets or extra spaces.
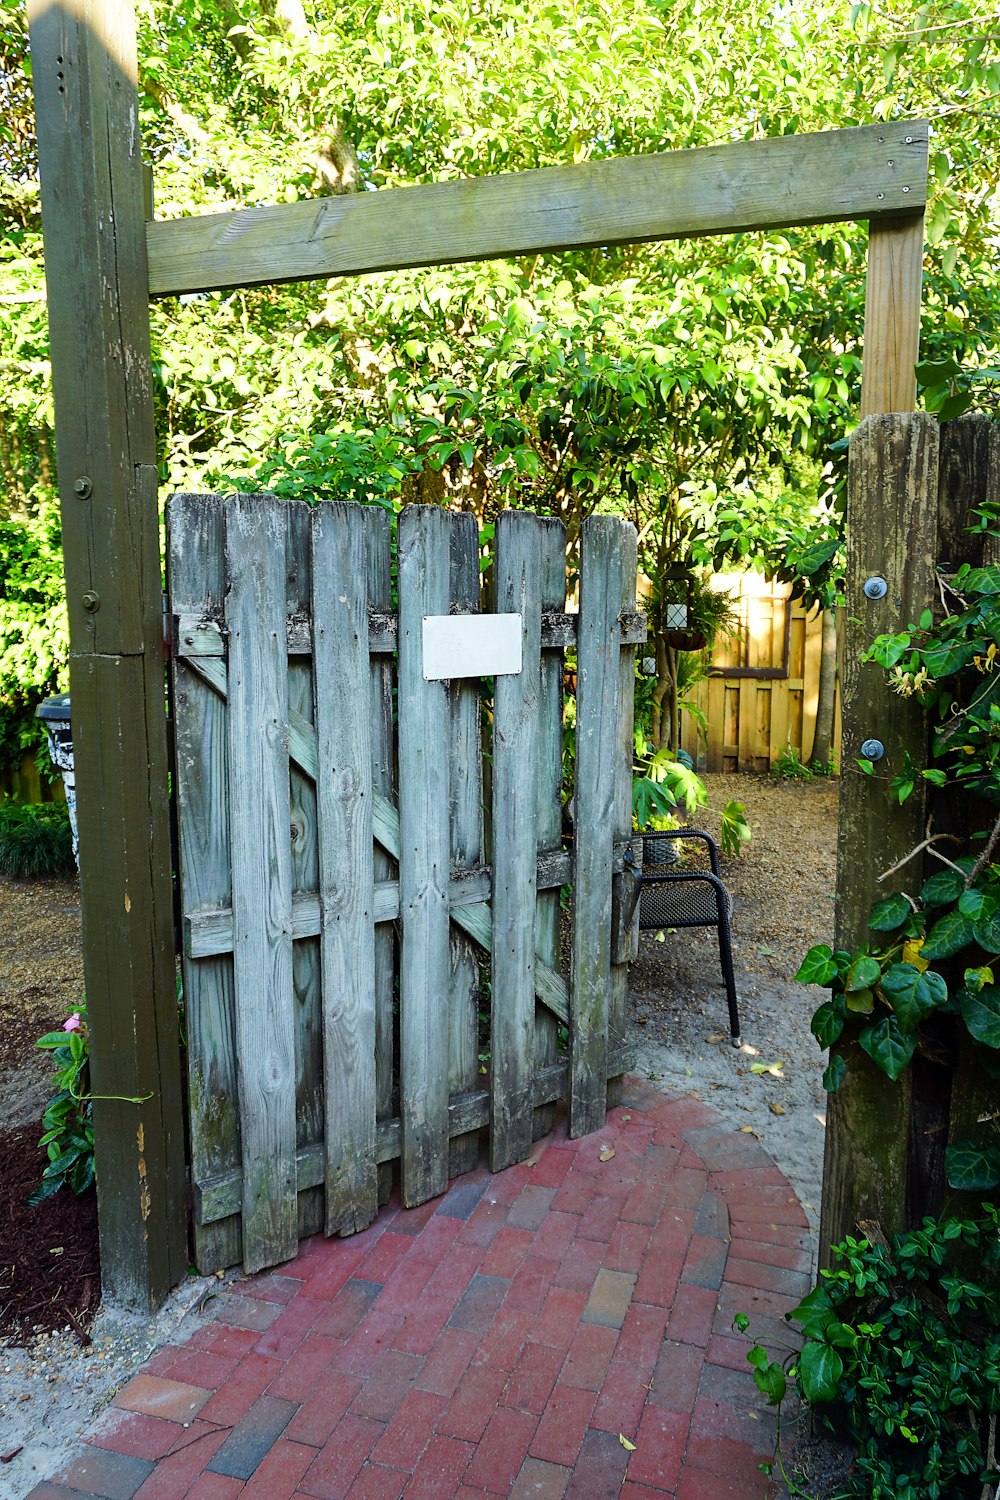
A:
0,770,838,1496
628,772,838,1252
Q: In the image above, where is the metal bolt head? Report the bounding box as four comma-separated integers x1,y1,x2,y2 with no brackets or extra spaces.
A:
73,476,92,499
863,575,889,601
861,738,885,761
81,591,100,613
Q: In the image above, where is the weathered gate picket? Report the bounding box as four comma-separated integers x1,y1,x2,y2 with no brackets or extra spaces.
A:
168,497,642,1274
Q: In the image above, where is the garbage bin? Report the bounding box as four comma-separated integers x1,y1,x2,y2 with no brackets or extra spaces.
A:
36,693,78,868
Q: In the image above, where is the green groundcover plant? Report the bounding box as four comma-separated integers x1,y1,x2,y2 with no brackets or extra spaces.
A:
0,797,74,878
738,1209,1000,1499
31,1005,94,1204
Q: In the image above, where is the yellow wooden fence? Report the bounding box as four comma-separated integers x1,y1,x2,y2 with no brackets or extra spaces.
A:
683,573,841,773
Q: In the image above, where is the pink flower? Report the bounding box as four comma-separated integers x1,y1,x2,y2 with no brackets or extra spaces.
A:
63,1013,82,1033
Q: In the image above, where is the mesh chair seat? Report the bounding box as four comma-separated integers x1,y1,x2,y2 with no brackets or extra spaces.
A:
628,829,742,1046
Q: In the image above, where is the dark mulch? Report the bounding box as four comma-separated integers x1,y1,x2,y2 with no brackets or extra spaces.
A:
0,1125,100,1342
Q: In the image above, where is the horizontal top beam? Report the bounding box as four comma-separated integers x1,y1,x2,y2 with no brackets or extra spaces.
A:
147,121,928,298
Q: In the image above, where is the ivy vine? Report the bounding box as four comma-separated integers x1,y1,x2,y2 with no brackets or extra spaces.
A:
798,502,1000,1192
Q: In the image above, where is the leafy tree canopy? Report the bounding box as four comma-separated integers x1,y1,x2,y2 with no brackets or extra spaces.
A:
0,0,997,763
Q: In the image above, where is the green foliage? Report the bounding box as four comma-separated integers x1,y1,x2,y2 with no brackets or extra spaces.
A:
799,500,1000,1199
0,796,74,878
742,1210,1000,1499
29,1005,94,1205
772,744,837,781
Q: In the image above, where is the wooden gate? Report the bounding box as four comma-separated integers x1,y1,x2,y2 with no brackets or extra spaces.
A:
167,496,643,1274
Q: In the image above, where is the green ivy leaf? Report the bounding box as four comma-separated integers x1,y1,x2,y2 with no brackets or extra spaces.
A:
797,1342,844,1404
845,955,881,992
823,1054,847,1092
790,1285,837,1339
920,911,975,960
811,1001,845,1048
868,892,911,931
961,566,1000,595
795,945,838,986
959,985,1000,1048
879,963,947,1032
974,910,1000,955
845,987,874,1014
958,888,986,920
859,1017,917,1080
945,1140,1000,1192
920,869,966,906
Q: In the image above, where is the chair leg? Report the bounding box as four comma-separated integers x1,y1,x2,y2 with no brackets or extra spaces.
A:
716,902,741,1047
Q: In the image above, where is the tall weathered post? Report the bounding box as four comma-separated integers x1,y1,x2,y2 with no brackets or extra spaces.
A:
27,0,186,1308
820,202,929,1254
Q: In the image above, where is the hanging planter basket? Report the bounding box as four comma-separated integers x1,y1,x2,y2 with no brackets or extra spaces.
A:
662,628,707,651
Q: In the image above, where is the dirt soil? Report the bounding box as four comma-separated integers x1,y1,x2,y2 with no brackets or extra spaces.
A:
0,771,839,1496
629,771,839,1248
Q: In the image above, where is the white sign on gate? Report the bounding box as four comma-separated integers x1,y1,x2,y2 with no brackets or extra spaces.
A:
422,613,523,680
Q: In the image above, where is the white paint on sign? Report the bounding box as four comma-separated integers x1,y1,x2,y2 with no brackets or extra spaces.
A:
422,613,523,680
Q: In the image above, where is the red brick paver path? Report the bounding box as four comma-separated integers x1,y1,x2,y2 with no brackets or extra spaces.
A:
31,1082,811,1499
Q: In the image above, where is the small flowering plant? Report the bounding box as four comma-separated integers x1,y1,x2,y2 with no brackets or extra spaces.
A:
30,1001,95,1204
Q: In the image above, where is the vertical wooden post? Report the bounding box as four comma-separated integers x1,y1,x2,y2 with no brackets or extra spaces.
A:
822,414,938,1253
27,0,186,1308
860,213,925,418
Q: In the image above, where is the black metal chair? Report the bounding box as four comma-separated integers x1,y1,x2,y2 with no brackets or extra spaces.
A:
624,829,741,1047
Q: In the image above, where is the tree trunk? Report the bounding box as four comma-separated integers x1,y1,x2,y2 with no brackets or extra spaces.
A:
809,606,838,767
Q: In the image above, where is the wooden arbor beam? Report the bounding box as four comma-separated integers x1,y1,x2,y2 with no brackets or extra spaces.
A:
27,0,186,1309
146,122,928,297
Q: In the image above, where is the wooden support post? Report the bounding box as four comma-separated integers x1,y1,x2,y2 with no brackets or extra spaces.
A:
860,212,925,418
822,414,938,1254
27,0,186,1308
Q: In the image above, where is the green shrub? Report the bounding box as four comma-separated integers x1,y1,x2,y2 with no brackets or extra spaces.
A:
0,796,74,877
30,1004,94,1204
740,1208,1000,1499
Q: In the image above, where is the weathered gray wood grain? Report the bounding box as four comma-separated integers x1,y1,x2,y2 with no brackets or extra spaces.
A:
570,517,627,1136
168,494,241,1273
397,506,452,1205
607,522,639,1107
286,502,324,1241
491,513,542,1170
148,124,928,296
366,507,398,1205
225,496,298,1272
533,518,568,1140
448,513,485,1177
312,502,379,1235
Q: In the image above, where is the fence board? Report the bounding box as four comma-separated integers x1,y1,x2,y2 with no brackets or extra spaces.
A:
608,523,639,1106
312,502,379,1235
533,518,568,1140
491,513,542,1170
286,502,324,1241
448,513,485,1177
366,508,396,1207
570,516,627,1136
397,506,452,1205
225,496,298,1272
168,494,241,1274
